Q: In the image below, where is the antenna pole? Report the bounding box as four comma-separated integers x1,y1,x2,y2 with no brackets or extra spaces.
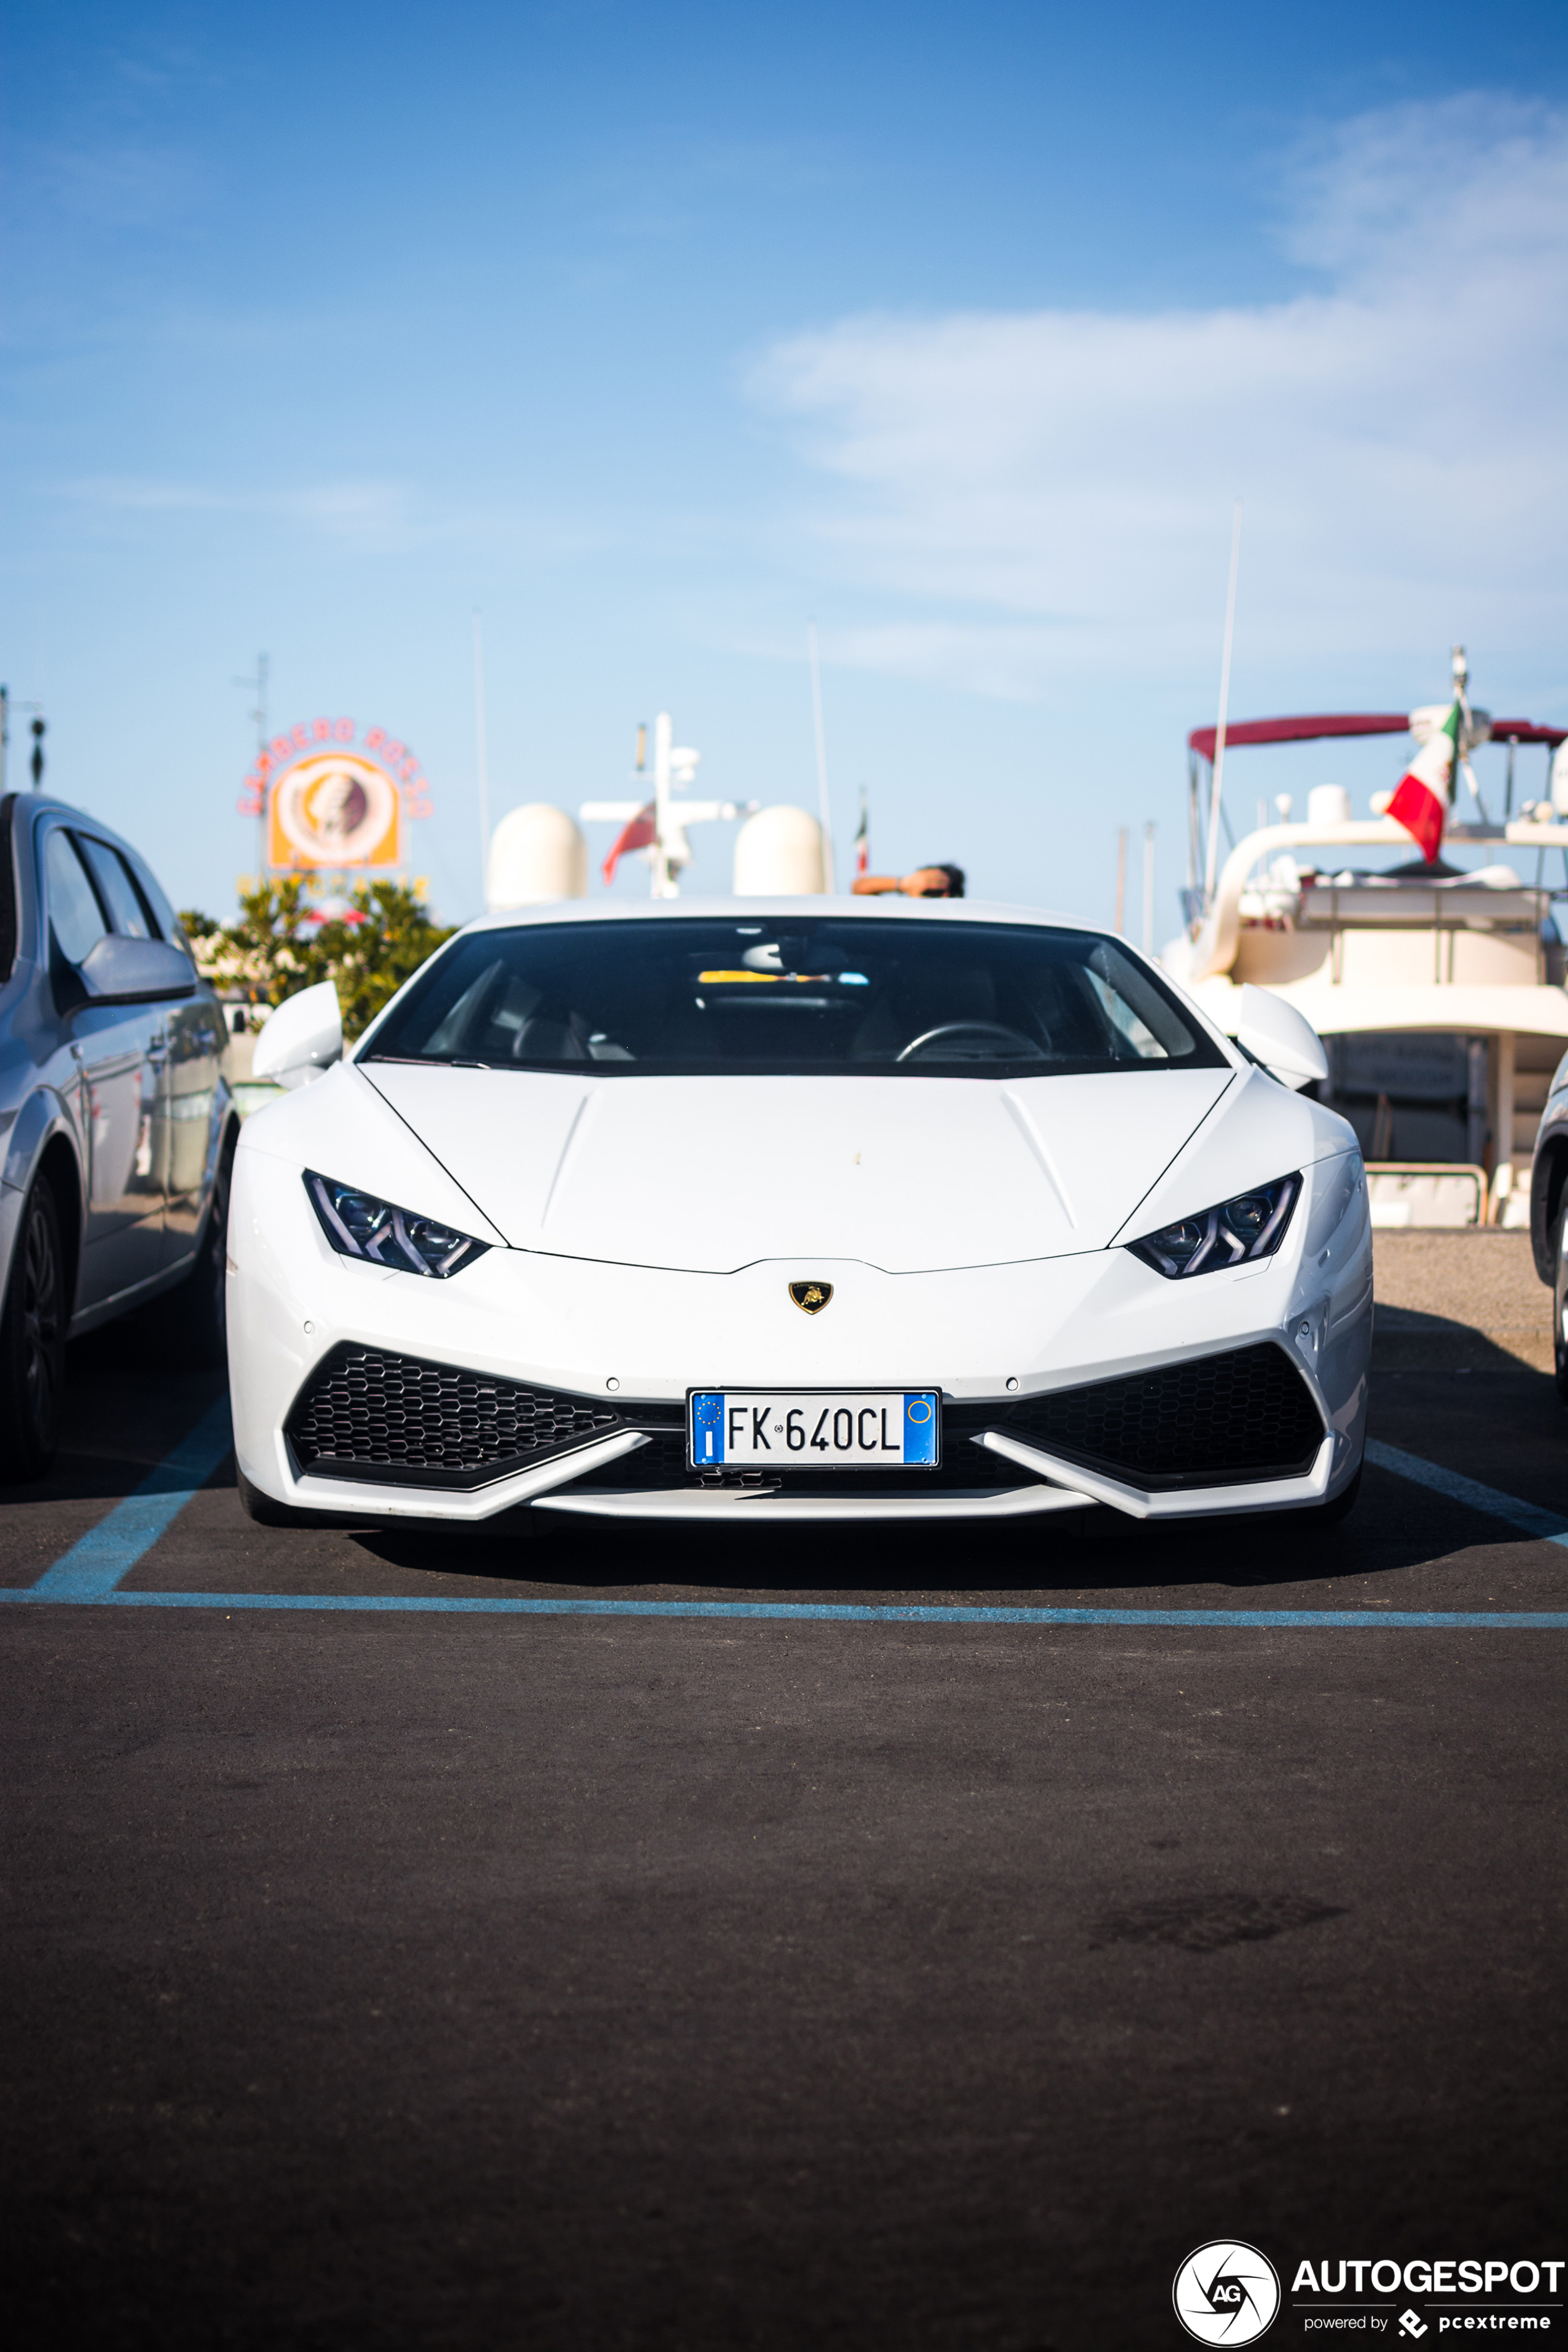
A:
1114,826,1128,935
1142,821,1156,955
473,611,491,909
807,622,835,891
1186,749,1200,900
652,711,675,897
1451,642,1488,820
232,654,270,883
255,654,269,882
1204,501,1242,904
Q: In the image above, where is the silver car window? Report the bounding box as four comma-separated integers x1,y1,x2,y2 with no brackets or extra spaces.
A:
44,830,109,966
123,850,188,951
77,837,153,938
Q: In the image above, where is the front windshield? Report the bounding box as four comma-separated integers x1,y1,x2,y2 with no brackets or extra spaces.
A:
361,917,1225,1079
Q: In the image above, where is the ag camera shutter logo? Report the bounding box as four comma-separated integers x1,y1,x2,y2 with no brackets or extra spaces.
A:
1172,2242,1281,2343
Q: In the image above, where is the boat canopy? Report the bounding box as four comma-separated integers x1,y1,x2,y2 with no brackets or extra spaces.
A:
1188,712,1566,763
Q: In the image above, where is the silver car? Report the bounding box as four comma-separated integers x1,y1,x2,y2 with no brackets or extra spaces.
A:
1530,1047,1568,1405
0,791,238,1480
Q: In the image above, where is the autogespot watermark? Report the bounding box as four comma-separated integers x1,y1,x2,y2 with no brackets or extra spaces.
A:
1170,2248,1561,2342
1171,2251,1565,2340
1293,2261,1564,2333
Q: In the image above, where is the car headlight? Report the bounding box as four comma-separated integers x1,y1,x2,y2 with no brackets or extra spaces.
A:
1128,1171,1301,1279
304,1170,490,1278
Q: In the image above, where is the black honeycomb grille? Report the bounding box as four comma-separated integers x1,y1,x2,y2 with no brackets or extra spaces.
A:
283,1341,1322,1499
988,1341,1323,1488
286,1344,623,1488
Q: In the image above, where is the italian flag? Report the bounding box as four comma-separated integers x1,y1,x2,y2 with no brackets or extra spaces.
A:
1388,702,1461,862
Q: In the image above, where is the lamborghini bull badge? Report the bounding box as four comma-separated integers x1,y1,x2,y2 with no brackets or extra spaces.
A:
789,1282,833,1315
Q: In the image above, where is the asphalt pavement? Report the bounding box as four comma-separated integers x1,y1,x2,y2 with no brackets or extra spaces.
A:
1,1247,1564,2352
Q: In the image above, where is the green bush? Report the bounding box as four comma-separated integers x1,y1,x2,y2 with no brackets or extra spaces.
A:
180,877,456,1043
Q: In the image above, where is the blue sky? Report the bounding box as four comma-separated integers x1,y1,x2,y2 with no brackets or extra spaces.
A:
3,0,1565,933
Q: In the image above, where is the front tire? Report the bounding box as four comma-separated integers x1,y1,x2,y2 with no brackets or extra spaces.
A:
1554,1203,1568,1407
143,1130,235,1368
237,1466,319,1528
1312,1463,1362,1525
236,1466,382,1532
1264,1462,1362,1531
0,1177,67,1483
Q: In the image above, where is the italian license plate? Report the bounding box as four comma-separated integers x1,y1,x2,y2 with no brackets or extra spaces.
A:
688,1390,940,1470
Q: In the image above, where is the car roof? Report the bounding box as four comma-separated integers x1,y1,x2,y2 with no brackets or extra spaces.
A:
9,791,151,870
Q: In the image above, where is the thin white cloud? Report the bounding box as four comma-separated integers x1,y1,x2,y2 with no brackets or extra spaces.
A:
34,139,201,231
56,473,627,565
62,477,413,545
751,97,1568,703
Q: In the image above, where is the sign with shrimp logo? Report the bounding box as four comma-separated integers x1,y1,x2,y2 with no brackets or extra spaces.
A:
272,751,399,867
238,717,433,872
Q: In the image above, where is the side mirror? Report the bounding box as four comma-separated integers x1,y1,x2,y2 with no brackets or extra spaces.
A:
251,981,343,1090
80,934,196,1003
1234,983,1328,1091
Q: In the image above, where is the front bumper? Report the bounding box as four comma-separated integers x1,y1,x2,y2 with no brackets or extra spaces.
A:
227,1145,1371,1524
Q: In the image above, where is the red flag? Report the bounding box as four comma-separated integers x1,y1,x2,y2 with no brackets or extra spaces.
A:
602,801,656,886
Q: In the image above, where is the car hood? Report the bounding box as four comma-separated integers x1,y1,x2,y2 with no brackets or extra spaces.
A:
360,1064,1235,1273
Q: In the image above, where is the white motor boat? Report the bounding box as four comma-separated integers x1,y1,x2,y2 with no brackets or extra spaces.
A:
1164,665,1567,1229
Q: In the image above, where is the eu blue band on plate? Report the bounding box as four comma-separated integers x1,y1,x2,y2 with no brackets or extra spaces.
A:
693,1391,725,1464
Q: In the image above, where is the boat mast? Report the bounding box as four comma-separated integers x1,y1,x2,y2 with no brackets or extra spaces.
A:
581,712,756,895
808,622,836,891
473,612,491,904
1203,501,1243,906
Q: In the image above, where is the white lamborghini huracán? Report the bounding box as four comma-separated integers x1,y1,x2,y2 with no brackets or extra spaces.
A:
227,899,1372,1529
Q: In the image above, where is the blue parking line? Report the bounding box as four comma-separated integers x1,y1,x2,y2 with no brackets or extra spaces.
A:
0,1589,1562,1627
1,1404,1564,1628
23,1398,235,1600
1364,1439,1568,1549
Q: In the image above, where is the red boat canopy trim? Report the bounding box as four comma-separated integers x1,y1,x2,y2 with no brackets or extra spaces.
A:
1188,712,1566,761
1189,714,1408,762
1485,720,1568,748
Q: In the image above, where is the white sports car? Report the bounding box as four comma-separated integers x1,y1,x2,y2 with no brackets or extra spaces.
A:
227,899,1372,1530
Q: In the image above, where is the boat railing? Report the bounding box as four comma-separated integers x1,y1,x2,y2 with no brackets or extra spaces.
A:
1182,817,1568,985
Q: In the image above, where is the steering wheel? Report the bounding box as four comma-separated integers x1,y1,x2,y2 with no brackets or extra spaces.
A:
895,1020,1043,1064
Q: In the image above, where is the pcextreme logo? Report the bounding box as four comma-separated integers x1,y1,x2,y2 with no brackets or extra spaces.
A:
1174,2243,1282,2343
